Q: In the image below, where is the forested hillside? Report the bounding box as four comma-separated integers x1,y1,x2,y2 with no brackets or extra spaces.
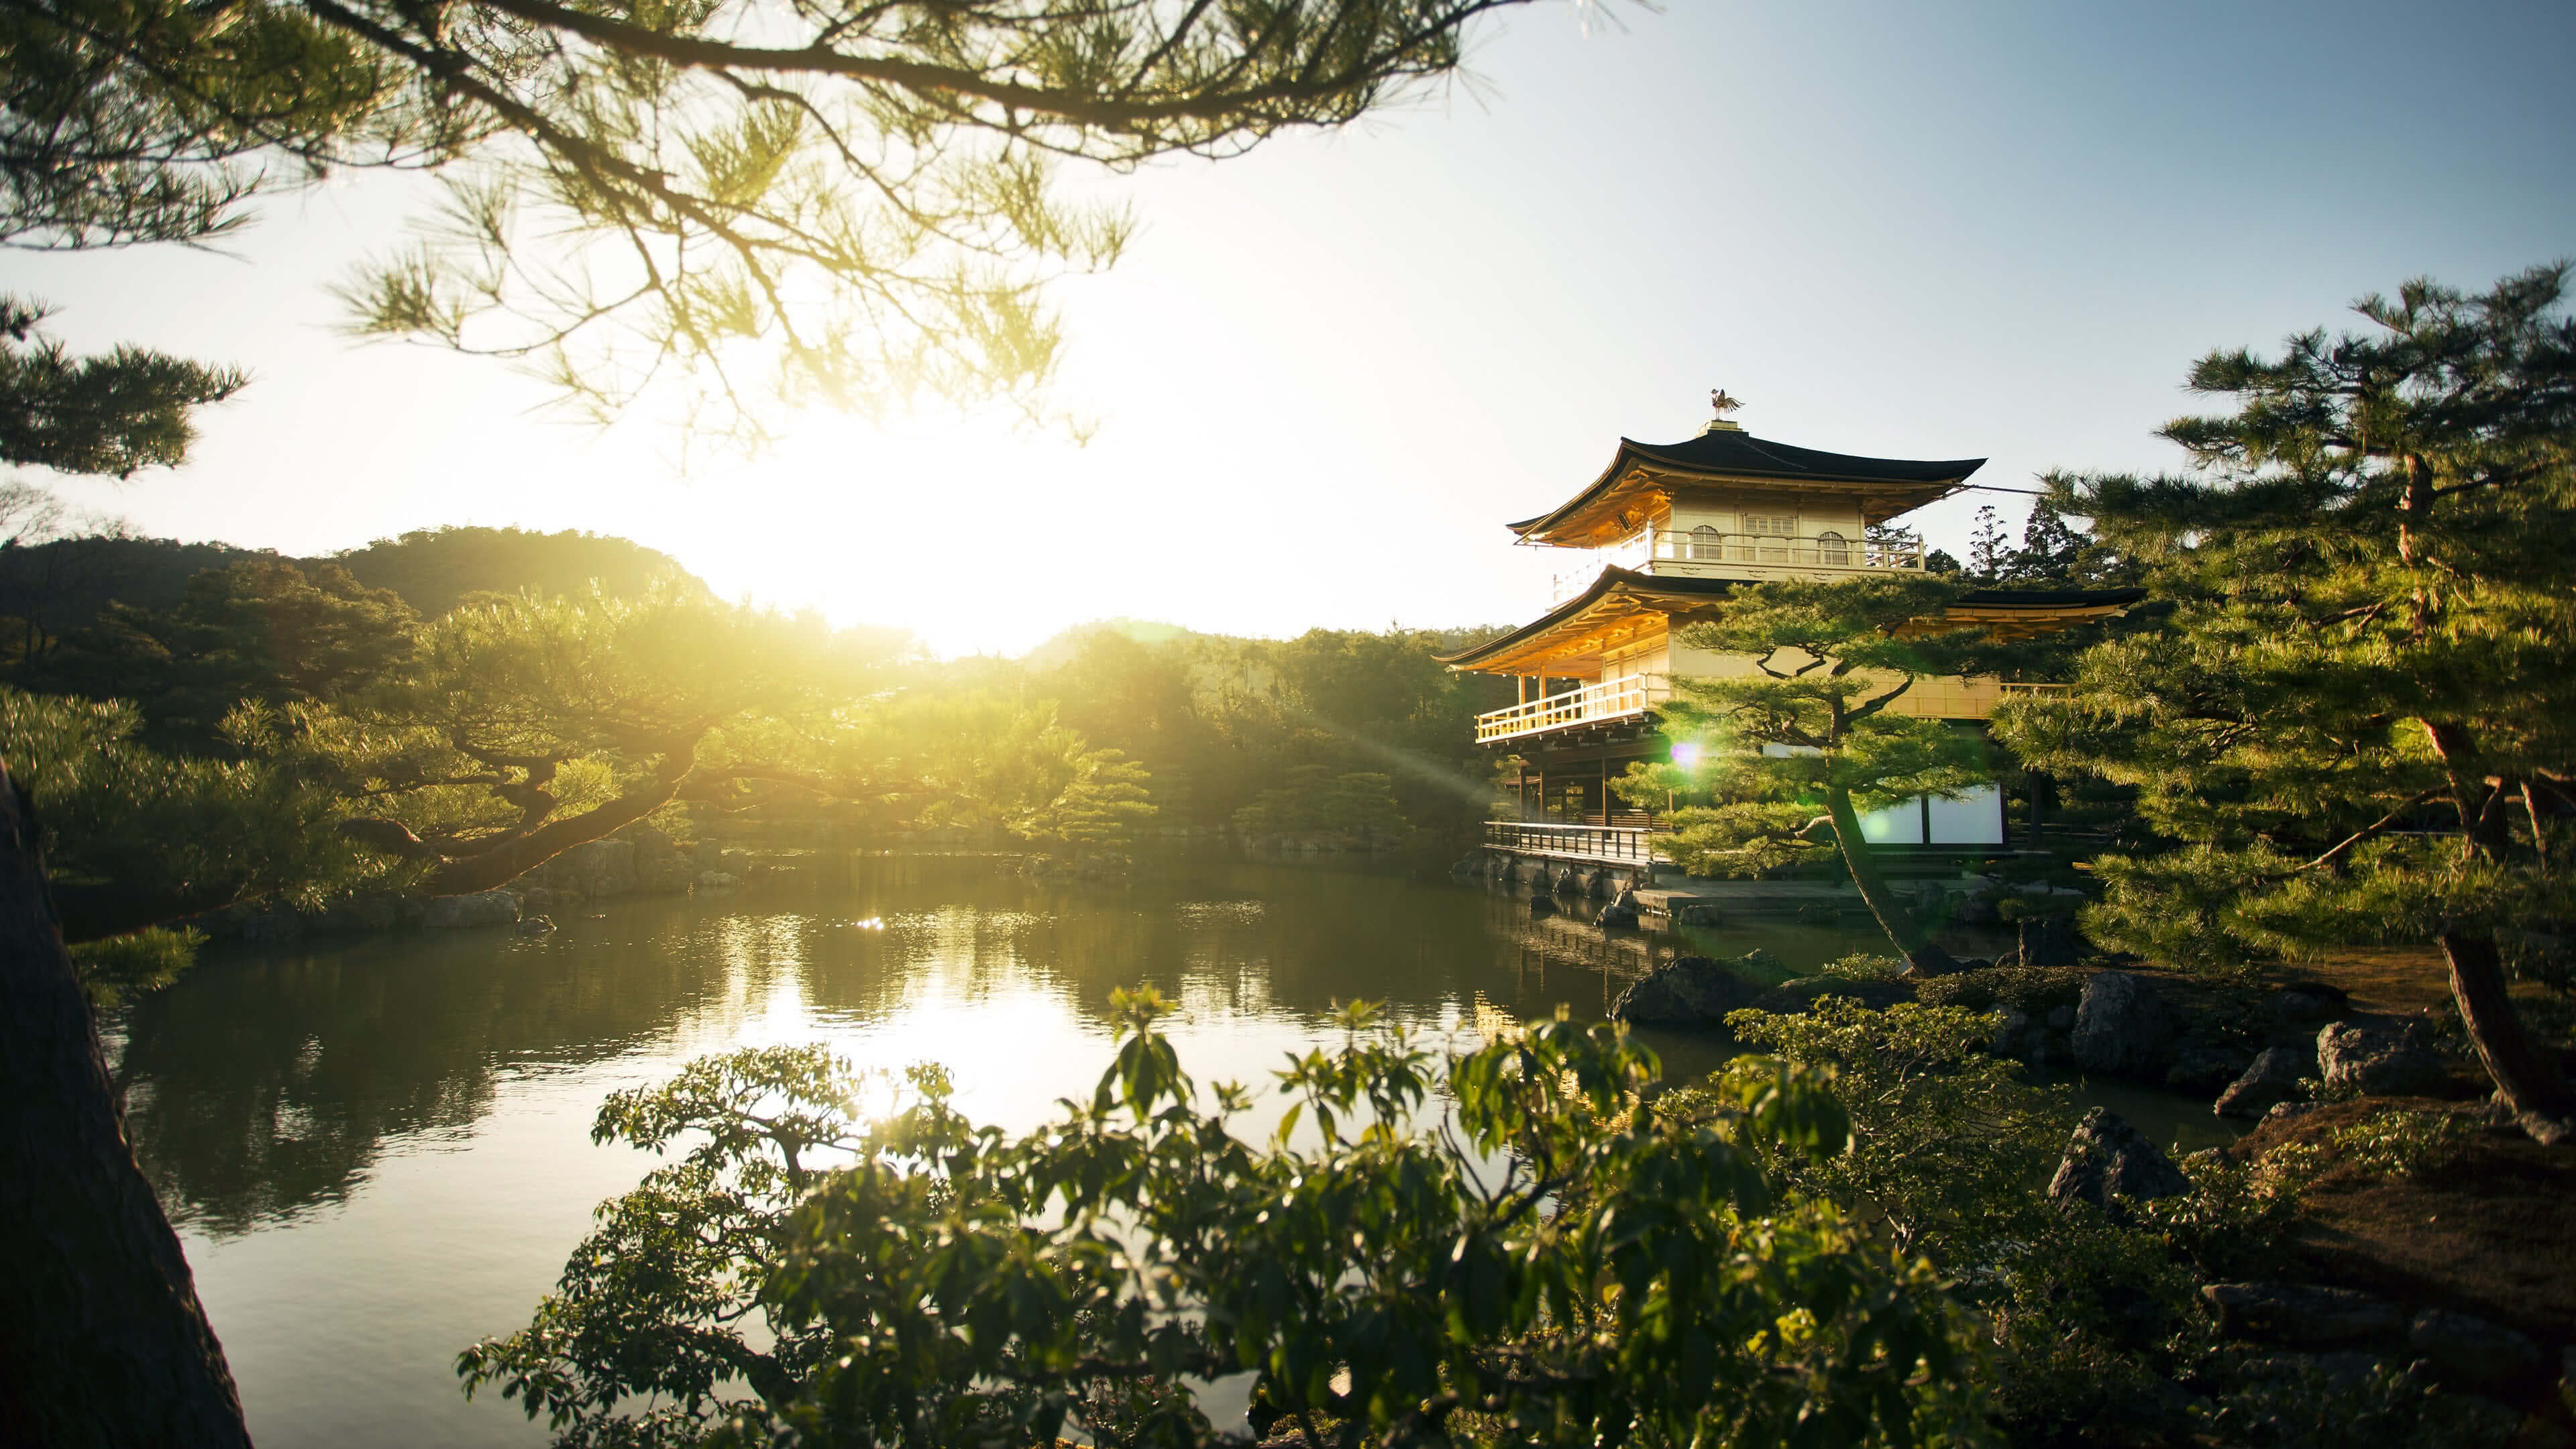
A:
0,525,703,663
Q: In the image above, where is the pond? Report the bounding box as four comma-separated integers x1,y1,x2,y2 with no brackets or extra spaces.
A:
109,851,2235,1448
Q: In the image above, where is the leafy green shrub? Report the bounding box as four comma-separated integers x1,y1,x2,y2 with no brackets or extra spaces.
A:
2139,1147,2314,1281
2326,1108,2479,1180
1816,952,1908,981
1913,961,2085,1015
468,991,1983,1448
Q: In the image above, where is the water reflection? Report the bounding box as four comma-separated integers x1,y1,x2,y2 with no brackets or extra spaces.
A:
123,853,1822,1236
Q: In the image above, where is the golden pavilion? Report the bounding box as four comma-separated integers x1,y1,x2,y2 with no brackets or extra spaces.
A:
1440,394,2141,870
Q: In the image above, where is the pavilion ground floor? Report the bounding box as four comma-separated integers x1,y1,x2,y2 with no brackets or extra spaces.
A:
1488,722,2015,872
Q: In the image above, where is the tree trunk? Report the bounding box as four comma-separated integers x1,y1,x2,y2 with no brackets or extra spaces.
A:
2439,931,2574,1120
1825,786,1962,976
0,767,254,1448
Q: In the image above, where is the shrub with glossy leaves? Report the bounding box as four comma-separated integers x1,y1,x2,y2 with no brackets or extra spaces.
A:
466,990,1989,1448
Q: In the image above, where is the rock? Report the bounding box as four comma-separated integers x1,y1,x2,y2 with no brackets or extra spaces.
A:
2167,1039,2255,1095
559,839,638,898
2261,1100,2328,1127
1586,870,1615,900
2406,1309,2544,1394
1527,896,1555,919
2270,981,2350,1024
2046,1005,2076,1030
513,914,556,937
1754,975,1914,1013
1609,955,1759,1026
1672,903,1724,926
2199,1283,2403,1348
1735,947,1786,977
696,871,741,891
2071,971,2170,1077
1595,903,1641,928
2019,914,2082,967
423,890,523,929
2226,1350,2389,1391
2048,1108,2188,1216
520,886,561,914
1953,896,1999,926
1450,853,1483,877
2216,1047,2312,1118
2316,1020,2447,1097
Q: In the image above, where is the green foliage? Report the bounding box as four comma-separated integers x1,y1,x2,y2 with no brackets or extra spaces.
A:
2324,1108,2479,1181
28,556,419,745
1014,744,1157,853
66,924,205,1007
1992,263,2576,1109
1910,963,2086,1016
1032,623,1510,839
1618,575,2000,876
1996,264,2576,969
11,0,1544,445
469,991,1987,1448
0,684,391,938
329,527,712,621
1718,999,2069,1257
1817,952,1908,982
0,298,244,476
1232,764,1411,843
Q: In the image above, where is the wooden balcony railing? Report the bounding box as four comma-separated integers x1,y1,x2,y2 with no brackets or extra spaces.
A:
1550,530,1925,602
1485,820,1658,863
1474,676,1666,744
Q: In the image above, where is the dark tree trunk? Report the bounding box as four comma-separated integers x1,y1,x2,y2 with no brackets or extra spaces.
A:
0,767,254,1448
2439,932,2574,1121
1826,786,1962,977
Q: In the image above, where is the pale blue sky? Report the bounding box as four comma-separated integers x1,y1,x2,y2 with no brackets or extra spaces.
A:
11,0,2573,654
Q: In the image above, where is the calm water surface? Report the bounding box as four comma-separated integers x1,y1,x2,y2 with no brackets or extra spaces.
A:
112,853,2233,1448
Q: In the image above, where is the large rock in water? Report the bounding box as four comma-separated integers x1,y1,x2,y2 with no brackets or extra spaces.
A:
2316,1020,2447,1096
627,824,692,894
559,839,638,898
423,890,521,929
2047,1107,2188,1217
2070,970,2170,1077
1609,956,1758,1026
2214,1046,2312,1118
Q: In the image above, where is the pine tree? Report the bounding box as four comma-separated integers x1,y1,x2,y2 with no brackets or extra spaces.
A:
1617,576,2003,976
1997,262,2576,1132
1964,504,2012,584
0,299,242,477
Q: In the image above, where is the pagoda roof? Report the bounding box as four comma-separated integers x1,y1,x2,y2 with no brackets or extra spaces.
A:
1438,568,2143,675
1509,429,1987,547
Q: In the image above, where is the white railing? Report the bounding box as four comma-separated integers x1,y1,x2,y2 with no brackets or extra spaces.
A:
1475,676,1666,743
1549,530,1925,602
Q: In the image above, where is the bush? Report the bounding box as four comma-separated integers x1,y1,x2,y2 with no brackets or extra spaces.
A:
2326,1108,2479,1181
1914,962,2085,1015
466,992,1984,1448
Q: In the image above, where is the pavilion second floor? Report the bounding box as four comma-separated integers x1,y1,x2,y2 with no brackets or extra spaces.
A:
1440,569,2141,747
1470,669,2070,745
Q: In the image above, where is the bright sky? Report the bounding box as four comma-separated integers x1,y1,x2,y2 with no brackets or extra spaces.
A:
11,1,2574,657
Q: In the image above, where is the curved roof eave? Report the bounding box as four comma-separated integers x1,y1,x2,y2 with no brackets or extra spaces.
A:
1508,434,1990,539
1436,572,2147,668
